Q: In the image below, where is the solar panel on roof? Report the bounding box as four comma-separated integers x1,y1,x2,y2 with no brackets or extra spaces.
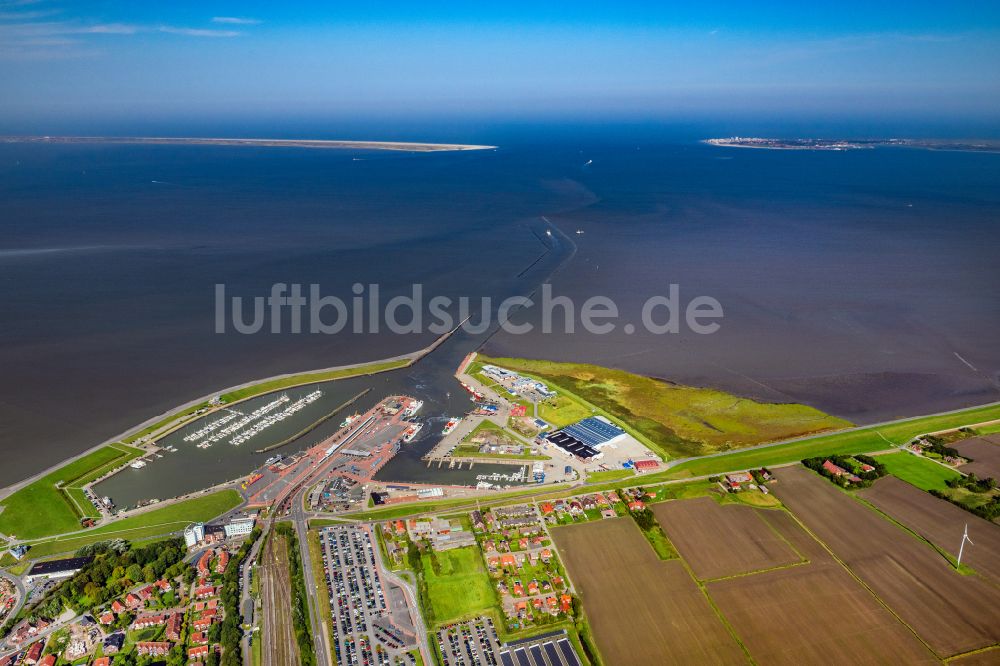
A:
528,645,546,666
500,652,517,666
543,641,564,666
557,639,582,666
514,647,531,666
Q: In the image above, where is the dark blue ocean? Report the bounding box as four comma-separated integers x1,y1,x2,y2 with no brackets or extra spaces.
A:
1,124,998,490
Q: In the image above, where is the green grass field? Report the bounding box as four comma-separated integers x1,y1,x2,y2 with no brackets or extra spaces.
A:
477,355,851,460
0,444,145,540
975,422,1000,435
21,490,242,558
421,545,495,625
876,452,962,491
585,469,633,483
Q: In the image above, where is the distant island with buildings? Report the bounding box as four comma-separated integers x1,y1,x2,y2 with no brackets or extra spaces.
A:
704,137,1000,152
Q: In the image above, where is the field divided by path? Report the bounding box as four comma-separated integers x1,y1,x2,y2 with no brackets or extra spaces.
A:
553,517,746,666
861,476,1000,586
772,466,1000,658
651,498,801,580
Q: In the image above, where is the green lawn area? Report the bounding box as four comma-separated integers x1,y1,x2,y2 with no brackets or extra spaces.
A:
585,469,633,483
876,452,962,491
975,422,1000,435
22,490,242,557
0,445,145,540
666,402,1000,481
420,546,495,625
477,355,851,460
220,358,409,403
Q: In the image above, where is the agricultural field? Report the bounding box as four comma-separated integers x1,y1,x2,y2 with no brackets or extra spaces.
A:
477,355,851,459
860,476,1000,584
707,557,937,665
0,444,144,540
650,498,802,580
772,466,1000,658
553,517,745,665
954,435,1000,479
419,545,495,625
874,451,961,490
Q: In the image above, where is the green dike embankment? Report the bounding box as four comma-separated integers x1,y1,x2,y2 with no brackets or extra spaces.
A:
18,489,242,558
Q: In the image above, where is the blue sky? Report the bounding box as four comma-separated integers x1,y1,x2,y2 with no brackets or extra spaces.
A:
1,1,999,130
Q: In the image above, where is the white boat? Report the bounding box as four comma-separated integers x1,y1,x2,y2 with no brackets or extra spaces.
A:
404,400,423,417
402,423,423,442
129,460,147,469
441,417,462,436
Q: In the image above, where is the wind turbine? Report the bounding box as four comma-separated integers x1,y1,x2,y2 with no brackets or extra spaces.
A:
956,523,974,568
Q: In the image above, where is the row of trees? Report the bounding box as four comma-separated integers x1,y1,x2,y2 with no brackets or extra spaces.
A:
217,526,261,666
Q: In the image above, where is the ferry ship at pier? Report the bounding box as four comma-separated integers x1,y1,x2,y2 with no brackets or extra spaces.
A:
402,423,423,442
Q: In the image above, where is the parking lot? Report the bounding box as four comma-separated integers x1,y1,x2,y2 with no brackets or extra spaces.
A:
435,616,501,666
319,525,418,666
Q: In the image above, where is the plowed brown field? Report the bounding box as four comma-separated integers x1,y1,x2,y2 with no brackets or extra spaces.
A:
553,517,746,666
651,497,801,580
773,466,1000,658
861,476,1000,585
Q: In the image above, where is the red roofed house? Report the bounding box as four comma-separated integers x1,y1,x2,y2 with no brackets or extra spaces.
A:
190,632,208,644
98,612,115,625
138,585,155,601
38,656,56,666
546,596,558,610
132,613,165,629
532,598,542,609
155,578,172,592
197,550,213,576
512,582,524,596
539,502,554,516
215,550,230,573
500,554,516,570
111,600,126,614
822,460,846,476
559,594,572,613
193,616,215,630
189,645,211,660
23,643,43,665
125,592,143,609
136,641,172,656
194,586,217,599
540,548,552,563
634,459,659,472
93,658,111,666
628,500,645,512
165,612,184,641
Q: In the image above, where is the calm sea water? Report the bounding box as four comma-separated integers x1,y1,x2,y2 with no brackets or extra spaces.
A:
1,128,998,491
